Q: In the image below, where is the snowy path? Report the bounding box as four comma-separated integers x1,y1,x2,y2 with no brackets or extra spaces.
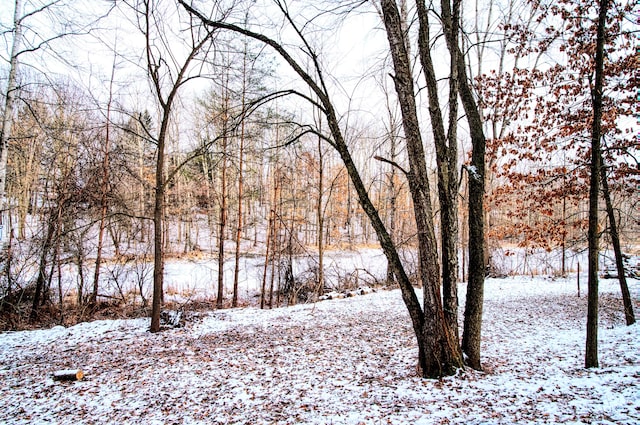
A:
0,277,638,424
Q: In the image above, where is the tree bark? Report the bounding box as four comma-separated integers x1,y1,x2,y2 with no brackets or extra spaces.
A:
150,113,167,333
232,33,249,308
585,0,609,369
31,211,56,320
261,206,274,310
217,99,229,310
317,126,325,298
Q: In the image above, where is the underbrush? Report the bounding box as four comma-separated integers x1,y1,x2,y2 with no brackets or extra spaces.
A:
0,288,150,331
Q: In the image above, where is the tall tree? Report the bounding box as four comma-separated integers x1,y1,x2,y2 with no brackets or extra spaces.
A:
90,51,118,307
315,112,325,298
232,29,249,308
585,0,609,369
383,0,487,370
0,0,24,236
131,0,216,332
440,0,488,370
216,66,231,310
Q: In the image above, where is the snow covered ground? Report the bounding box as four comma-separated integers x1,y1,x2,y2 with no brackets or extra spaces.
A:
1,275,638,424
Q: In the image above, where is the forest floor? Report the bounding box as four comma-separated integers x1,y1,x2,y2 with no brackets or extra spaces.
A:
0,275,638,424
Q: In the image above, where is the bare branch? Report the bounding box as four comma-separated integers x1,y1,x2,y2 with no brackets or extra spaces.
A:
374,155,409,177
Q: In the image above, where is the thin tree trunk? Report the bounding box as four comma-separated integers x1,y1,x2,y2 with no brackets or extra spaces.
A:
138,119,146,243
268,227,277,309
232,46,248,308
268,172,281,309
55,206,63,324
75,233,86,307
150,124,166,332
261,204,274,310
585,0,609,369
562,193,567,276
599,154,635,325
386,141,397,284
91,53,116,307
0,0,23,247
31,211,56,320
17,141,37,240
232,135,244,307
217,132,228,309
4,215,13,298
317,131,324,297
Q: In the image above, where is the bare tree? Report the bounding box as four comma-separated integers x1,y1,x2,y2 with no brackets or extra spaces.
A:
129,0,217,332
439,0,488,371
216,67,230,310
90,51,118,307
232,29,249,308
0,0,24,235
414,0,463,358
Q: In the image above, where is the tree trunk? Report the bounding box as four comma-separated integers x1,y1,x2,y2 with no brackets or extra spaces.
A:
317,130,325,298
268,172,281,309
150,129,166,333
415,0,462,353
75,231,87,307
217,132,228,309
232,40,248,308
0,0,23,247
439,0,488,370
585,0,609,369
91,53,116,307
599,152,635,325
386,131,398,284
260,207,274,310
55,205,64,323
31,211,56,320
0,0,22,249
